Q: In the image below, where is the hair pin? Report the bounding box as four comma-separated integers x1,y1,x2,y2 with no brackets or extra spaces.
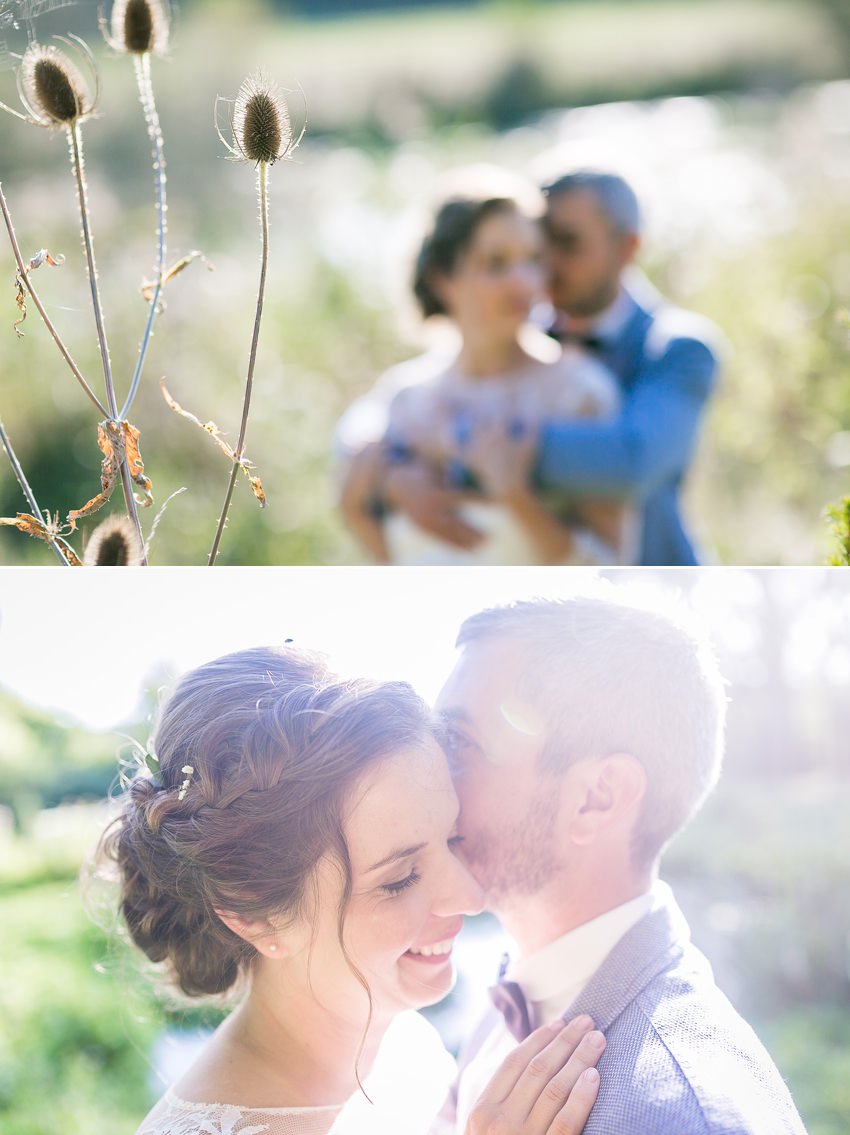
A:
177,765,194,801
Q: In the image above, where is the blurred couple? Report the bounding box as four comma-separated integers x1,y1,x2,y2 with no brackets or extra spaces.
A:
106,591,807,1135
336,166,722,566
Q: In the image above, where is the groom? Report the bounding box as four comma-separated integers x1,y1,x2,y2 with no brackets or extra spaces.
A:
535,170,721,565
435,593,807,1134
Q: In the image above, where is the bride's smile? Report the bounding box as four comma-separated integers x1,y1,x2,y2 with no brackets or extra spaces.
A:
279,738,483,1026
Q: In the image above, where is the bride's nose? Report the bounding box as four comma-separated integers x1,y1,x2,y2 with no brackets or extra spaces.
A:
509,259,543,301
434,849,484,917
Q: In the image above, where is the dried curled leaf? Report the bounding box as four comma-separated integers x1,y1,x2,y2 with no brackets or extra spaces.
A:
248,475,266,506
120,419,154,507
141,250,213,304
161,379,267,507
13,247,65,337
0,512,82,564
67,418,154,527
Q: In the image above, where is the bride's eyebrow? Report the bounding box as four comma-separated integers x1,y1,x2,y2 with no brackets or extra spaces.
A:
366,842,427,873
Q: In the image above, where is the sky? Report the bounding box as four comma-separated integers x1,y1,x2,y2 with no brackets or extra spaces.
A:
0,565,707,730
1,566,845,736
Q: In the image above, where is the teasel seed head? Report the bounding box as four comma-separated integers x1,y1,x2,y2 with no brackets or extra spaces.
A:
218,73,303,166
104,0,170,56
83,514,144,566
14,37,99,129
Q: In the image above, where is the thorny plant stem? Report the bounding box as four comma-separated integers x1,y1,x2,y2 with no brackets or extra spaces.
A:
68,122,148,565
68,123,117,414
0,417,71,565
208,160,269,566
0,182,108,417
120,51,166,422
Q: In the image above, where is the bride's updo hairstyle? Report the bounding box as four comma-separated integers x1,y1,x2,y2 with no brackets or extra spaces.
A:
412,164,544,319
95,645,437,999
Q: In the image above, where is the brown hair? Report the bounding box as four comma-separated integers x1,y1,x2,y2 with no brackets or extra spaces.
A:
413,196,519,318
412,165,544,319
94,644,438,999
456,593,727,868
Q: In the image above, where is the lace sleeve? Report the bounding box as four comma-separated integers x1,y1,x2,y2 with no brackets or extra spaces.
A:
133,1013,453,1135
549,349,621,420
135,1090,342,1135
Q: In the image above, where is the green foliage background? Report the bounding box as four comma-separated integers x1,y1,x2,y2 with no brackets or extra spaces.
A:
1,0,850,565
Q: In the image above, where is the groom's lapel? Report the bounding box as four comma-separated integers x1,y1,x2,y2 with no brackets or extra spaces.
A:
560,890,694,1033
605,303,653,391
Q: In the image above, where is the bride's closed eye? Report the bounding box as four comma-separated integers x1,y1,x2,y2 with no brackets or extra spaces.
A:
381,868,421,897
381,829,463,896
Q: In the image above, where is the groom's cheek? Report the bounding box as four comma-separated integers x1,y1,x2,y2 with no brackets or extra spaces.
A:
488,706,546,768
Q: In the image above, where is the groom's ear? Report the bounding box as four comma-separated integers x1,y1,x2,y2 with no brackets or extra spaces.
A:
616,230,640,270
568,753,646,845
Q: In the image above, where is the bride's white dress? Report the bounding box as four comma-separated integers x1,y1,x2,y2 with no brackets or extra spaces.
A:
134,1011,456,1135
377,346,623,565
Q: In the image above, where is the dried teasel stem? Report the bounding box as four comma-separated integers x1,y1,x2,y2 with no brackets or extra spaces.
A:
66,121,148,564
119,49,167,421
0,182,107,416
0,416,72,565
208,160,270,566
67,123,115,414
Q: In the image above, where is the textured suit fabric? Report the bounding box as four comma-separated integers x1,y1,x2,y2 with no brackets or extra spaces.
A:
452,890,808,1135
537,277,721,565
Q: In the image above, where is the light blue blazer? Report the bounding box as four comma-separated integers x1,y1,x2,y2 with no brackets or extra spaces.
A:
538,278,721,566
559,890,808,1134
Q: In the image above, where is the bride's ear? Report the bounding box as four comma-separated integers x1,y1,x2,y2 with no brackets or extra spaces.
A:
215,909,287,959
430,269,456,314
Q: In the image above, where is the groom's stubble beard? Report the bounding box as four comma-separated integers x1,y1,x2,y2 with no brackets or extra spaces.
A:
554,273,619,320
463,780,563,907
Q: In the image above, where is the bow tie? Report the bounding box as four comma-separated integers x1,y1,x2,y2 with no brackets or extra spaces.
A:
554,330,606,352
489,954,532,1041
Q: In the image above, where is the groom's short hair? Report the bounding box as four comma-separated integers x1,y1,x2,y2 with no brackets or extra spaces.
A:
456,590,726,867
542,169,642,237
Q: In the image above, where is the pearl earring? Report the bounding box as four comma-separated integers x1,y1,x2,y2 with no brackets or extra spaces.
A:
268,944,278,953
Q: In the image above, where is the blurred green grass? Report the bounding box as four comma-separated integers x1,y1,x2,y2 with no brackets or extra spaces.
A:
1,0,849,564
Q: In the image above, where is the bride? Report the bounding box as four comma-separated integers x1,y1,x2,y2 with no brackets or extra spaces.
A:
337,167,634,566
91,644,604,1135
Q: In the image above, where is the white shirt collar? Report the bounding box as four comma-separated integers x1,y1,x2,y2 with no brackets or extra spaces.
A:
505,885,661,1028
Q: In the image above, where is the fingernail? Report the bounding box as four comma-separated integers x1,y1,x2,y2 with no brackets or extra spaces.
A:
567,1013,593,1030
582,1067,600,1085
588,1030,605,1049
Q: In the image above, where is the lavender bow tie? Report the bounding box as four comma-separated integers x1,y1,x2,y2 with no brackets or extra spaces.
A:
489,954,532,1041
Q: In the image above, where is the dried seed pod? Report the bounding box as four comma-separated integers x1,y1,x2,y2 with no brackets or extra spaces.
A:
18,40,97,128
220,73,301,166
84,514,144,566
107,0,170,56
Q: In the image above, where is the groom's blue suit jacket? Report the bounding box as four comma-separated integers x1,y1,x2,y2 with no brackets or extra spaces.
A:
450,888,807,1135
538,277,721,566
558,889,808,1134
